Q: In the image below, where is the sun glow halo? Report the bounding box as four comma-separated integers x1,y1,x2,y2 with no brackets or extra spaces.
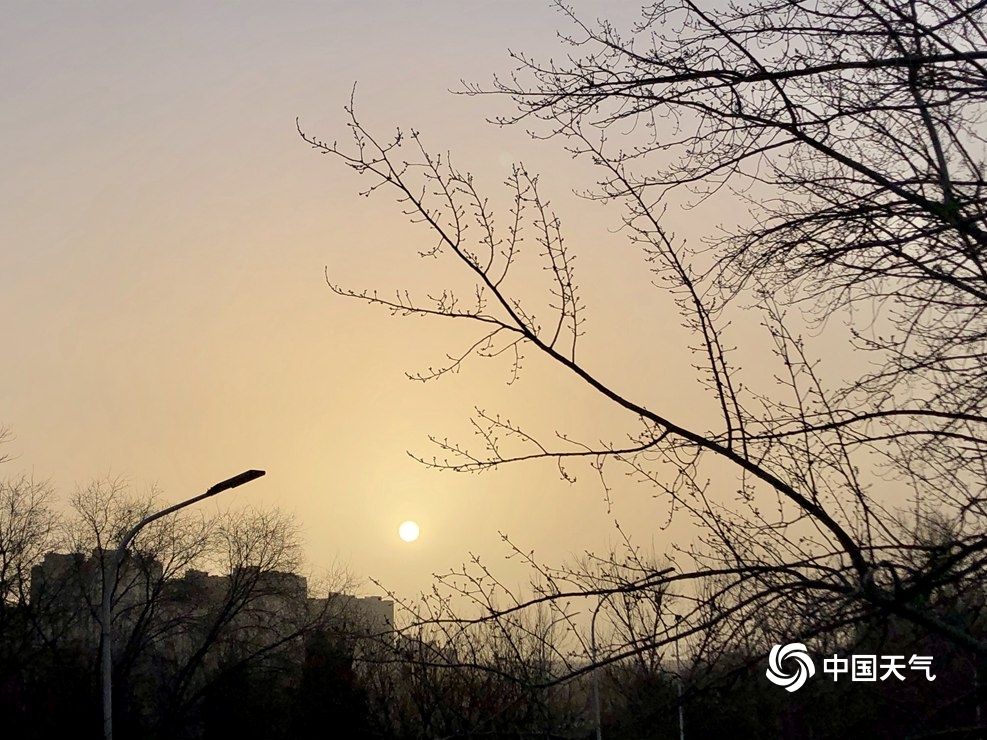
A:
398,520,420,542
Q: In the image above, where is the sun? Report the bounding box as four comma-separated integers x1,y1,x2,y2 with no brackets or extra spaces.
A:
398,520,420,542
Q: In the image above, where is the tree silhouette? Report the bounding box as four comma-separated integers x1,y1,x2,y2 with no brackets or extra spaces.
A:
298,0,987,706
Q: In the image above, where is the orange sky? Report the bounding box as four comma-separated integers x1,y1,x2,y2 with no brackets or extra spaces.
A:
2,2,823,603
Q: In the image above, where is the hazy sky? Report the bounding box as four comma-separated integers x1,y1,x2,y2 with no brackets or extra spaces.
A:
2,1,774,602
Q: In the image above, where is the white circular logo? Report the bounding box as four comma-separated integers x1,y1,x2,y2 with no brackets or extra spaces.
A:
766,643,815,692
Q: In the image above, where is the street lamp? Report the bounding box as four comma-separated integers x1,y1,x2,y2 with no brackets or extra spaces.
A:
675,614,685,740
590,569,673,740
100,469,265,740
591,598,605,740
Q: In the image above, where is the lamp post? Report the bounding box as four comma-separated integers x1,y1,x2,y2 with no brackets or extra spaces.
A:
100,469,265,740
675,615,685,740
591,598,605,740
590,569,673,740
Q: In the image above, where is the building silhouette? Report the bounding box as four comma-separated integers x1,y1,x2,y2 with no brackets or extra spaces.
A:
29,548,394,665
